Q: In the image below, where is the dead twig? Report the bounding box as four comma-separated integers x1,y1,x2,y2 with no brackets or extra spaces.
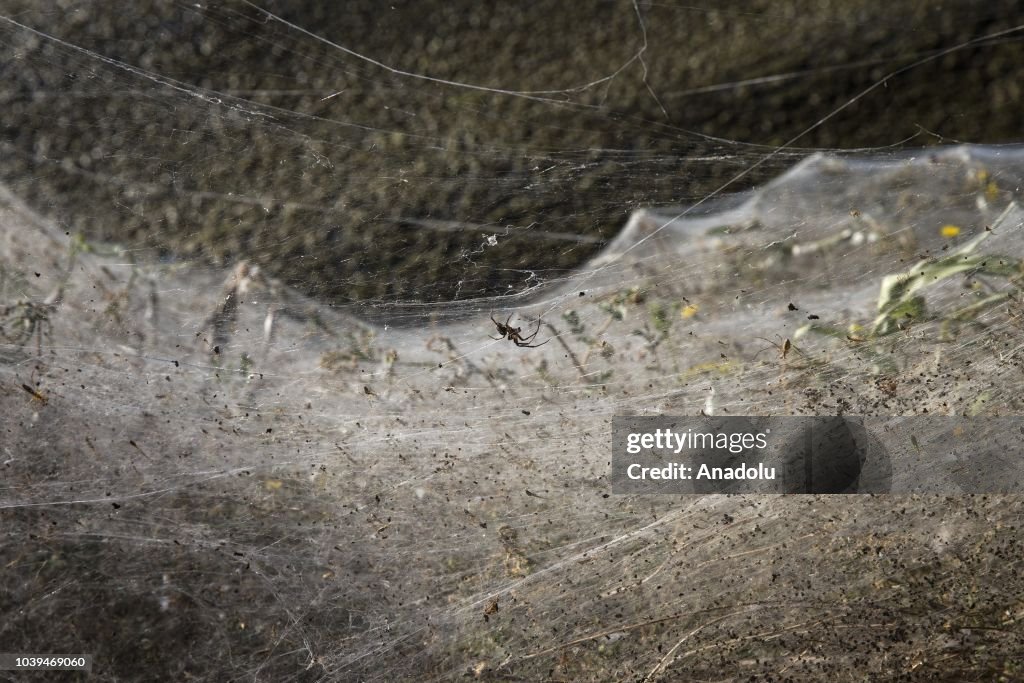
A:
542,321,586,379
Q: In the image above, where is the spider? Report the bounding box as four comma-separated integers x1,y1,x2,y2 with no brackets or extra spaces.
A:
490,314,548,348
0,300,54,354
752,335,806,362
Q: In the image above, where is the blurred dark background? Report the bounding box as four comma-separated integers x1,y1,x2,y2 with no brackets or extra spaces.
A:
1,1,1022,311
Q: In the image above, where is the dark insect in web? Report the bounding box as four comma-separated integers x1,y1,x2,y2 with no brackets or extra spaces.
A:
489,314,549,348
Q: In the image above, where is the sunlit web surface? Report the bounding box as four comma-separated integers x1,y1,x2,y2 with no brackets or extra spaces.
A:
2,3,1024,681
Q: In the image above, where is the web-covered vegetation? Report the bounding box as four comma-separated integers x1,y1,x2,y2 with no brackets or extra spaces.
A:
2,2,1024,681
3,149,1024,681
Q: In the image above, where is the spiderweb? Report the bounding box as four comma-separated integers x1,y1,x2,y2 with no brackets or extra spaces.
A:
1,3,1023,681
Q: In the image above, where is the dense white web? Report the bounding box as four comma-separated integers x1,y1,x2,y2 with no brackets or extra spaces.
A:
2,3,1024,682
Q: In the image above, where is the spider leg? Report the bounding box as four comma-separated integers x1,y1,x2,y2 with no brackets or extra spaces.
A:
489,334,505,341
515,338,549,348
515,319,548,347
518,319,543,343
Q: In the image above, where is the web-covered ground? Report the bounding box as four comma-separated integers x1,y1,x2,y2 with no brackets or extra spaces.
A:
4,2,1024,680
2,147,1023,681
